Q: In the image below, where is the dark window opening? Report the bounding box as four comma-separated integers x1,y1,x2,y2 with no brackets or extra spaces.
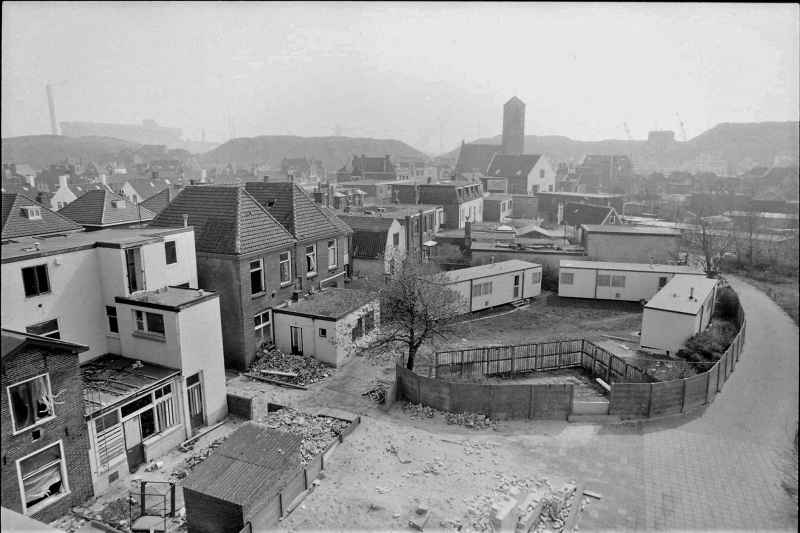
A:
164,241,177,264
22,264,50,297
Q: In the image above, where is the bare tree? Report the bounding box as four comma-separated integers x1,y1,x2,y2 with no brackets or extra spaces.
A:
683,199,735,275
371,258,465,371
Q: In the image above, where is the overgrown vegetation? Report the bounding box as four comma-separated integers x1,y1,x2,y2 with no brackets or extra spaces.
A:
720,261,799,325
675,288,741,368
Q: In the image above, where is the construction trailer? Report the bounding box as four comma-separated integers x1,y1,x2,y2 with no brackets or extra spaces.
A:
640,275,719,354
558,260,706,302
432,259,542,314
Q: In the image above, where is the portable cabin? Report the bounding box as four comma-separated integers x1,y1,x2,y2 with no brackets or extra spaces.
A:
640,275,719,354
433,259,542,314
558,260,706,302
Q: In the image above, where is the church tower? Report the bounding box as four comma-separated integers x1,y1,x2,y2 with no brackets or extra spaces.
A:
502,96,525,155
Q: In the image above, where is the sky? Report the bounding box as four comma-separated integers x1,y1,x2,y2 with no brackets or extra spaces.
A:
2,2,798,154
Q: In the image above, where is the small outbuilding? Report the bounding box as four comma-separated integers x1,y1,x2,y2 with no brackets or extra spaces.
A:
558,260,705,302
640,275,719,354
432,259,542,314
272,288,379,366
182,423,304,533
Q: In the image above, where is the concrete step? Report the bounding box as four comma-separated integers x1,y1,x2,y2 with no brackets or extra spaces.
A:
567,414,622,424
510,299,529,309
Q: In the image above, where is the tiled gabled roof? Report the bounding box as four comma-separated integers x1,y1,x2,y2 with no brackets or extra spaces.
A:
1,193,83,240
149,185,296,255
125,177,172,198
140,185,184,216
58,189,155,228
564,202,617,227
455,143,501,175
245,182,352,243
485,154,541,178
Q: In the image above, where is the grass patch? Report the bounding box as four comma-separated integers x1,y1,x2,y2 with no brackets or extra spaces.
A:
721,264,799,325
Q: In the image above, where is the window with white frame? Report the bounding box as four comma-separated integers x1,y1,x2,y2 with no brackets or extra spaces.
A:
249,259,265,294
305,244,317,275
279,251,292,285
254,310,271,342
134,310,165,337
154,384,176,431
327,239,337,269
17,441,68,514
94,411,123,468
560,273,574,285
26,319,60,339
8,374,54,433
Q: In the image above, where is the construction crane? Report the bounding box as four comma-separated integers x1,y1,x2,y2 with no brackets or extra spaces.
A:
676,112,687,142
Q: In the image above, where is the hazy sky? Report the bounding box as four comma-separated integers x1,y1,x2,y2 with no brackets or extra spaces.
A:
2,2,798,153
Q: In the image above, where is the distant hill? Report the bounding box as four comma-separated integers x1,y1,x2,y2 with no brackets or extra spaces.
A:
1,135,141,169
198,135,430,170
445,121,799,174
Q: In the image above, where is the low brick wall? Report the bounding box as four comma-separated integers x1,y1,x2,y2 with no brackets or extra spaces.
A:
396,365,573,420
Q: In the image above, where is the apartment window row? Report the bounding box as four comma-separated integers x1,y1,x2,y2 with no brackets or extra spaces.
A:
471,281,493,297
597,275,626,288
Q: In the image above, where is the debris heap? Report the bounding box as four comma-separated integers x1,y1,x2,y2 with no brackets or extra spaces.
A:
170,437,227,481
402,402,496,430
250,344,333,386
261,407,350,464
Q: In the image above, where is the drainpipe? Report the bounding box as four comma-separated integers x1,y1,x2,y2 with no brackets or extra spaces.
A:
418,209,424,264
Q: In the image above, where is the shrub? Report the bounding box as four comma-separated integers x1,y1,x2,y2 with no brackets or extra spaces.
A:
714,286,740,321
681,320,738,362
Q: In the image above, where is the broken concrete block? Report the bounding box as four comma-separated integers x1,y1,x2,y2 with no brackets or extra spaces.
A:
409,510,431,531
490,495,519,532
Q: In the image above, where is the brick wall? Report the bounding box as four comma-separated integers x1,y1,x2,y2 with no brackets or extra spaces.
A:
1,346,93,522
184,489,244,533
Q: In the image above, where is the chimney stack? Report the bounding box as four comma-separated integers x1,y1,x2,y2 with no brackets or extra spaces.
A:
263,175,269,183
689,287,694,300
58,174,69,190
182,214,189,227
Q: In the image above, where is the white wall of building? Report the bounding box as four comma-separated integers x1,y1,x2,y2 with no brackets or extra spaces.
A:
527,156,556,194
558,266,706,302
640,310,696,354
1,249,109,363
458,197,484,228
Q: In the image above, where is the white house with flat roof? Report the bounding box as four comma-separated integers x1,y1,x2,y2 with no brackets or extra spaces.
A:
1,216,227,494
640,275,719,354
432,259,542,314
558,260,706,302
272,288,379,367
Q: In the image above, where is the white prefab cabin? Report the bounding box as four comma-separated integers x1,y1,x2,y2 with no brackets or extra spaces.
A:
433,260,542,314
558,260,706,302
640,275,719,354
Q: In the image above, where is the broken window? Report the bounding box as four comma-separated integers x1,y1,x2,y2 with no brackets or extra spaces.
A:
18,442,66,513
254,310,271,343
279,252,292,284
26,319,60,339
106,306,118,333
22,264,50,297
8,375,54,432
306,245,317,275
250,259,265,294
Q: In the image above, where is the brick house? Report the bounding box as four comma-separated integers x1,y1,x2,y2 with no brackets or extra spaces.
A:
149,185,298,370
336,155,397,181
1,330,93,522
392,182,483,230
244,181,353,292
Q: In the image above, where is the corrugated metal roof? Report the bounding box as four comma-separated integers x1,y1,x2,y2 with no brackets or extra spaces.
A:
559,260,705,275
435,260,541,284
182,424,303,506
645,275,718,315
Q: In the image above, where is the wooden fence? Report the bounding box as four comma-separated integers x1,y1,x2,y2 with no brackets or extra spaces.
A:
434,339,653,383
609,305,746,418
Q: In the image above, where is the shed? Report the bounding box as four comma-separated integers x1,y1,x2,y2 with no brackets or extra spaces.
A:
432,259,542,314
182,424,304,533
640,275,719,354
580,224,682,263
558,260,705,302
272,288,379,366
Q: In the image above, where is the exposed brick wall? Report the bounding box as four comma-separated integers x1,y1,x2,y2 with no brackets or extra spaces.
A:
1,346,93,522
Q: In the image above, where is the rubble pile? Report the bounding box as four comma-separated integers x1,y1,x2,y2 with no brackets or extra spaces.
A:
261,407,350,464
402,402,496,430
170,437,227,480
533,485,582,532
250,344,333,386
362,383,387,403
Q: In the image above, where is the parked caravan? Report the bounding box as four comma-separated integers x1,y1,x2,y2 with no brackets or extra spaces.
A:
558,260,705,302
432,259,542,314
640,275,719,354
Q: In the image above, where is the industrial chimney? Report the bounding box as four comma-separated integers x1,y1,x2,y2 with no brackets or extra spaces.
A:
46,84,58,135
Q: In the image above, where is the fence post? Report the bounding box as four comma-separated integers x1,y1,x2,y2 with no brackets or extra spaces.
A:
279,493,284,518
140,481,146,518
680,378,688,413
716,360,723,392
511,348,516,375
647,383,654,418
304,468,309,490
705,368,712,404
170,483,176,517
434,352,438,378
528,386,534,419
606,358,612,384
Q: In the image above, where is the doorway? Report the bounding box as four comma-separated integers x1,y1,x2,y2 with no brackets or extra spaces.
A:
290,326,303,355
513,274,521,299
123,417,145,473
186,373,204,433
